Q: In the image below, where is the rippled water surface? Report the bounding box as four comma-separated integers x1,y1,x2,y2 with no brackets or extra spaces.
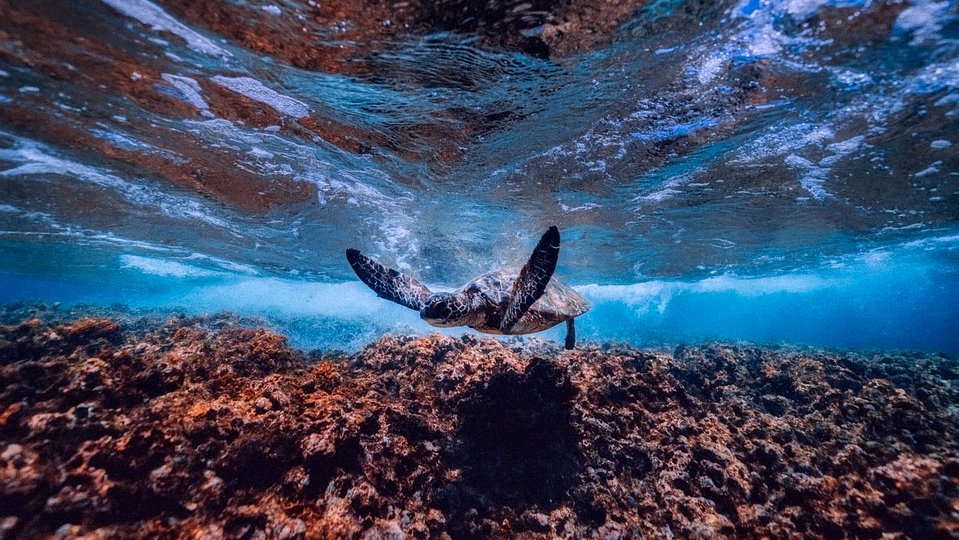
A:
1,0,957,351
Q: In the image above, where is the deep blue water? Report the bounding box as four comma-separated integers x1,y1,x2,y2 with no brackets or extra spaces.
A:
1,0,957,353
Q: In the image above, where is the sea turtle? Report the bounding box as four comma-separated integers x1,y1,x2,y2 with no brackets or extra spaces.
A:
346,226,590,349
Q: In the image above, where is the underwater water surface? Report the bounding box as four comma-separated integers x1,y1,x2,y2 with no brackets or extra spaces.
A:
1,0,957,353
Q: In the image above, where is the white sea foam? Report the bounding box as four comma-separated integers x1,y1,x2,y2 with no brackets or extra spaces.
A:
909,58,959,95
895,0,954,45
890,232,959,254
161,74,213,116
91,128,154,152
185,118,264,147
577,273,833,315
734,124,867,199
914,161,942,177
560,202,601,212
630,118,718,142
576,281,674,314
305,170,391,206
187,279,394,317
732,124,834,164
101,0,231,58
180,116,417,266
785,154,830,199
210,76,309,118
746,20,787,56
306,166,419,269
783,0,830,18
0,133,232,230
700,0,824,94
715,1,957,202
691,273,832,295
121,254,217,278
696,54,726,85
0,206,179,253
184,253,260,275
834,69,873,88
635,174,690,204
822,136,865,165
247,147,275,160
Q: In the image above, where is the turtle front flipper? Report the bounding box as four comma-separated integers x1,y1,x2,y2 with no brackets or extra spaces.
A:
346,249,432,311
501,226,560,333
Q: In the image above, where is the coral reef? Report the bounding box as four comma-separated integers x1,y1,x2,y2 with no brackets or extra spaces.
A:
1,316,957,538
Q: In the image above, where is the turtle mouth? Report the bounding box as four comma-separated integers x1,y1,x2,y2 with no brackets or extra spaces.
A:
420,315,459,327
420,306,462,326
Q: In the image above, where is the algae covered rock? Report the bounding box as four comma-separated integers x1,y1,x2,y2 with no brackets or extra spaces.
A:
0,316,957,538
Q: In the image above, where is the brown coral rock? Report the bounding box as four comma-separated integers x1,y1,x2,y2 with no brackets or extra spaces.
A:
0,317,957,538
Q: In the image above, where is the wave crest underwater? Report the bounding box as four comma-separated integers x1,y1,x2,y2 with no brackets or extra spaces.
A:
0,0,957,353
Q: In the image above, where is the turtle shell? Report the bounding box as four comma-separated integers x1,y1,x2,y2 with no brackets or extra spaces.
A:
458,271,590,335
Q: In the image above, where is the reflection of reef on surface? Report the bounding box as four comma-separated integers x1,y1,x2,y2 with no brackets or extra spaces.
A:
154,0,650,63
3,0,958,284
1,313,957,538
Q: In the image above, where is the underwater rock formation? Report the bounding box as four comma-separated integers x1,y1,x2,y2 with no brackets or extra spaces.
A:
1,315,957,538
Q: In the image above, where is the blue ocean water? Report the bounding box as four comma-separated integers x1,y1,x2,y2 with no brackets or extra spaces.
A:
1,0,957,353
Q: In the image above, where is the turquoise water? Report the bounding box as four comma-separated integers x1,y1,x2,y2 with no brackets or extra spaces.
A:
1,0,957,353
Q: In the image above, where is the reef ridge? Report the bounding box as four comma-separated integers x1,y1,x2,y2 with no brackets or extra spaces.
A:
1,315,957,538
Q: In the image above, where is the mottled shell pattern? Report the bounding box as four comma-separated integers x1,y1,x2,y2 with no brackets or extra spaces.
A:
456,271,590,335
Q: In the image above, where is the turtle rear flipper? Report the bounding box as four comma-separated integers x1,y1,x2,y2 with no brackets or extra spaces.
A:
501,226,560,333
565,319,576,350
346,249,432,311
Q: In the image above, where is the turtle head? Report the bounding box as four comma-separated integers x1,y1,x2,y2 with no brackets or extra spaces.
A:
420,292,471,327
